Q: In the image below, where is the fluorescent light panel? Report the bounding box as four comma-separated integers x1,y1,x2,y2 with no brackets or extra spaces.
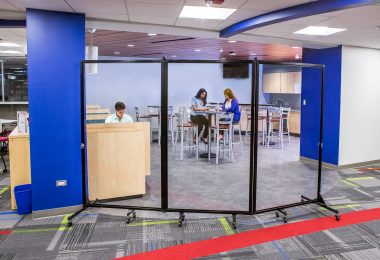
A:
0,50,22,54
179,6,236,20
294,26,346,36
0,42,21,47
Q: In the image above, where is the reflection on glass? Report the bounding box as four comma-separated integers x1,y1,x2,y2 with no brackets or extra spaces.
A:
1,57,28,102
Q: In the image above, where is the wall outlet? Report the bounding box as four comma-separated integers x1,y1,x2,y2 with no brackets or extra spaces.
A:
56,180,67,187
303,99,307,106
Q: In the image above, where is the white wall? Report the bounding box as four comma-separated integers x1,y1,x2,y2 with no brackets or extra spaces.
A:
339,46,380,165
86,58,268,121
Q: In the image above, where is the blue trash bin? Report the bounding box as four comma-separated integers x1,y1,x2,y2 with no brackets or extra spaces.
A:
14,184,32,215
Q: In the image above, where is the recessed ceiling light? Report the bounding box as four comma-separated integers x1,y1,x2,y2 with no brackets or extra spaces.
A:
219,49,223,52
0,50,22,54
229,52,236,56
0,42,21,47
148,33,157,36
294,26,346,36
127,44,135,47
228,40,236,43
179,6,236,20
249,53,257,56
221,57,226,60
194,49,201,52
114,51,120,55
171,55,177,58
292,46,301,49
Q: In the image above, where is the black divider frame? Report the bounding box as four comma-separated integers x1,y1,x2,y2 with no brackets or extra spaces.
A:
67,59,340,227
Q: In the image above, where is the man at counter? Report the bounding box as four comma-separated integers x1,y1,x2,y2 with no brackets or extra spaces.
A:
105,102,133,123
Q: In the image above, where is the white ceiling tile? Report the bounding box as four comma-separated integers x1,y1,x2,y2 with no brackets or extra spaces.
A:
241,0,313,11
333,5,380,22
214,19,241,30
66,0,127,15
129,15,177,26
226,9,265,21
0,10,25,19
281,33,320,41
125,0,183,4
175,18,221,30
0,0,21,11
86,13,128,22
284,15,332,26
7,0,73,12
127,2,182,17
253,23,305,34
185,0,247,9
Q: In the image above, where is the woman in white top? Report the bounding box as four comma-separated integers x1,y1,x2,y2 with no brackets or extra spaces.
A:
190,88,209,144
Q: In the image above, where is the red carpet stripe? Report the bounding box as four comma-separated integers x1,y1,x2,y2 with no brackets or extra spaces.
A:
0,230,12,235
117,207,380,260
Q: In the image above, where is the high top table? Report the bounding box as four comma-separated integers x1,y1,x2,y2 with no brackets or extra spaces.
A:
194,110,225,159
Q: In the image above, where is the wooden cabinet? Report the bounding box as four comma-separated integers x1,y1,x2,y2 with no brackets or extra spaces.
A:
263,73,281,93
86,123,150,201
289,111,300,134
8,128,31,209
263,72,301,94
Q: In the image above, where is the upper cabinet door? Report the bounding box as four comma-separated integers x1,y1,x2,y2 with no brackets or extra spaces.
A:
263,73,281,93
294,72,302,94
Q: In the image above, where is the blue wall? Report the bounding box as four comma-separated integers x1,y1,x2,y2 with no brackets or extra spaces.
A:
27,9,85,211
300,46,342,165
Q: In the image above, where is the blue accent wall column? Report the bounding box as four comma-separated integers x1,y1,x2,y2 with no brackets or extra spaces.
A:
300,46,342,165
27,9,85,211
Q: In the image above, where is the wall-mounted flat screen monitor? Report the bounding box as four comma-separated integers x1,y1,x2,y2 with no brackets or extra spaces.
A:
223,63,249,79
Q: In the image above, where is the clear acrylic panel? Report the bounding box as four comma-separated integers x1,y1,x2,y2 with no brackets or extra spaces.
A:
84,61,161,209
255,63,326,211
167,62,252,212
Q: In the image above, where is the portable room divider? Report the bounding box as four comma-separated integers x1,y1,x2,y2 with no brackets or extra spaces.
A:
68,58,340,227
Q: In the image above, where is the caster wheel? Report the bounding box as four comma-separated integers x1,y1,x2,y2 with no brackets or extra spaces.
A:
179,222,182,227
283,217,287,223
232,224,237,230
335,214,340,221
275,212,280,218
181,214,185,221
67,221,72,227
133,212,137,219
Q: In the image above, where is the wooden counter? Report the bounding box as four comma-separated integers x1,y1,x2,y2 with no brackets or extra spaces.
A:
8,128,31,209
86,122,150,201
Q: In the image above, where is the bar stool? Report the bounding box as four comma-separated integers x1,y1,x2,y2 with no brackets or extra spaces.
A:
211,113,234,164
173,106,199,160
231,105,243,152
135,106,153,142
280,107,291,142
245,108,266,144
267,107,283,148
148,107,160,145
158,107,176,146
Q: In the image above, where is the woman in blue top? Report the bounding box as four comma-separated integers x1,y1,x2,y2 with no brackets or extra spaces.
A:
190,88,209,144
222,88,241,122
219,88,241,140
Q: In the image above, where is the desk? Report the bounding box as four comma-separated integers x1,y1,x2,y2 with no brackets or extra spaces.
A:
8,128,31,209
86,123,150,201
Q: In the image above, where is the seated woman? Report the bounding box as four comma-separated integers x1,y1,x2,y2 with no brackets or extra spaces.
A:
190,88,209,144
219,88,241,140
105,101,133,123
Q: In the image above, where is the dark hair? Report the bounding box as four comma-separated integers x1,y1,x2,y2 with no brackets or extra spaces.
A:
195,88,207,105
115,102,126,111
